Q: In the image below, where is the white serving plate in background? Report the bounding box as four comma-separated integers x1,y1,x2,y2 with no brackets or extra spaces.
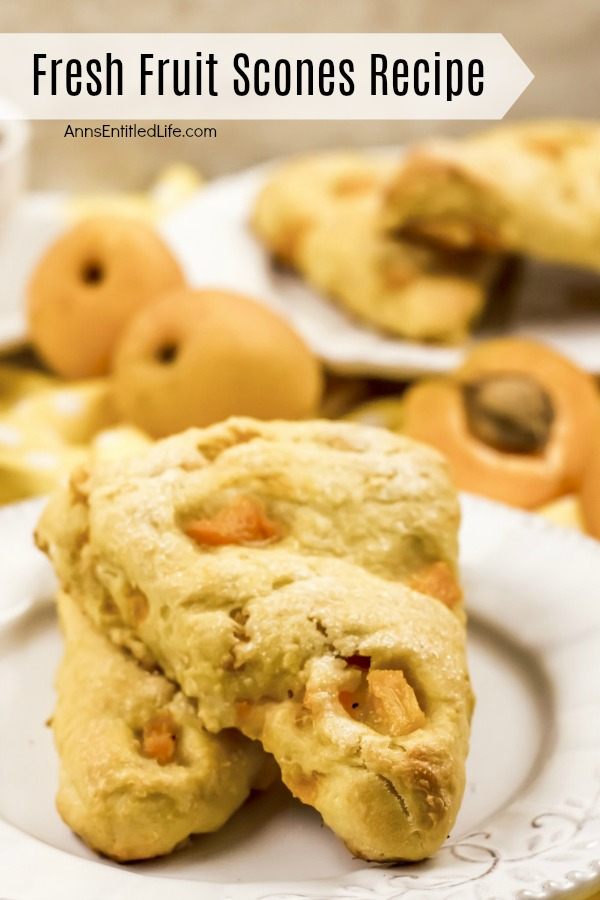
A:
1,495,600,899
1,158,600,376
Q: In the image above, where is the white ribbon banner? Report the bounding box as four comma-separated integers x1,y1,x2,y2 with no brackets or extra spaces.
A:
0,33,533,120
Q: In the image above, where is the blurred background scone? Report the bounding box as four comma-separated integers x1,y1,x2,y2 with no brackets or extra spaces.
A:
382,121,600,271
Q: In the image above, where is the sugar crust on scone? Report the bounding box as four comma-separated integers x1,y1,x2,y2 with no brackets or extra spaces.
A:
38,418,473,862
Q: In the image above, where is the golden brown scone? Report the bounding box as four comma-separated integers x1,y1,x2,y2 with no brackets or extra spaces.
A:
383,120,600,271
38,418,472,862
39,418,464,623
28,216,185,378
53,591,270,861
403,338,600,509
113,288,322,437
252,153,494,343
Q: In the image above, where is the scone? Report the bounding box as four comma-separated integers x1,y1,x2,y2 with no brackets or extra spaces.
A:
252,153,388,266
53,591,270,861
298,189,493,343
252,153,494,342
38,418,472,862
383,120,600,271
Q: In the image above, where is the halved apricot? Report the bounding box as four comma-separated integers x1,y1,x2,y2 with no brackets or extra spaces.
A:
404,338,600,509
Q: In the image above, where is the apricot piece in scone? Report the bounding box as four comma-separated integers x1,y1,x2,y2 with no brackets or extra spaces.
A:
185,496,281,547
340,669,425,738
141,710,177,765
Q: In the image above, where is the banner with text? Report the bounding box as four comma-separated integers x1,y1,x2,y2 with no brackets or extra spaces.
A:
0,33,533,120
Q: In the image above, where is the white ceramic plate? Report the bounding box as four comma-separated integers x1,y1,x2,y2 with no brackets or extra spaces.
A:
1,495,600,899
161,159,600,377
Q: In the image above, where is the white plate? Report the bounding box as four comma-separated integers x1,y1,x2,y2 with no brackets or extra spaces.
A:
161,159,600,377
1,495,600,899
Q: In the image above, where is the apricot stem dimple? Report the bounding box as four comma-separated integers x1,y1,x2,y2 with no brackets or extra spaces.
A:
154,342,179,364
81,261,104,285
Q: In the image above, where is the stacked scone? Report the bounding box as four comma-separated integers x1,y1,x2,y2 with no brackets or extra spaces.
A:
37,417,473,862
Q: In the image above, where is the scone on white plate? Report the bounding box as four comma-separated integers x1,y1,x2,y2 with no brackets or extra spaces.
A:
38,418,473,862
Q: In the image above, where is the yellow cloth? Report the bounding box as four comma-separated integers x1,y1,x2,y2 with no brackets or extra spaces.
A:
0,365,150,503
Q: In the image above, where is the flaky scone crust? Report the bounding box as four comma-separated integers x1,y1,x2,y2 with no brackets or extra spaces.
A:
39,418,472,862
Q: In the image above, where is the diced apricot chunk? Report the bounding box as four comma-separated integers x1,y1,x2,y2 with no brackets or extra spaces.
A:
408,561,462,609
141,711,177,765
185,496,281,547
340,669,425,737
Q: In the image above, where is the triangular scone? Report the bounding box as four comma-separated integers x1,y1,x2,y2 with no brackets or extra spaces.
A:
38,418,473,862
383,120,600,271
52,591,270,861
38,418,464,621
252,153,494,342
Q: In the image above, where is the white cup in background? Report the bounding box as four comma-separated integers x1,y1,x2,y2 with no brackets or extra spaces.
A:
0,99,29,233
